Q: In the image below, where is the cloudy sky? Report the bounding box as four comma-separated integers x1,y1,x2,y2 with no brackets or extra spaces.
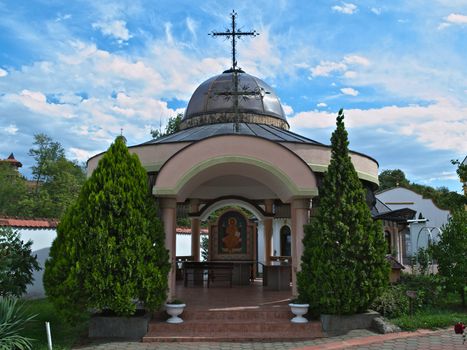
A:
0,0,466,192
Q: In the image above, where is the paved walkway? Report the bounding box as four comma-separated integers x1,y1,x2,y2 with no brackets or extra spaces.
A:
75,328,463,350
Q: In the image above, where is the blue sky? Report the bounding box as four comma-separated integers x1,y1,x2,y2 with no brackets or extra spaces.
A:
0,0,466,192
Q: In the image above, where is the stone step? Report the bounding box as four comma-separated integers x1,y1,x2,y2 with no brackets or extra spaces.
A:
143,332,321,342
147,320,322,333
179,308,292,321
143,322,324,342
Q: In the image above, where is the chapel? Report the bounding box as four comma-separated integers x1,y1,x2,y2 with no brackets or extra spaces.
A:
86,12,380,299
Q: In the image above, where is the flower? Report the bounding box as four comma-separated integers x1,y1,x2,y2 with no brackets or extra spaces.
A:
454,322,466,344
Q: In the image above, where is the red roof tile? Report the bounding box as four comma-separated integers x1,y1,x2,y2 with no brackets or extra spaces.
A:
0,216,59,229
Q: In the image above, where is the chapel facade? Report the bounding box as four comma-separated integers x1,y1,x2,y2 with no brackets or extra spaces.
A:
87,67,379,298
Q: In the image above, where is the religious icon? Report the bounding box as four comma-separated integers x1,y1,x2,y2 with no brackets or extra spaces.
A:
222,217,242,253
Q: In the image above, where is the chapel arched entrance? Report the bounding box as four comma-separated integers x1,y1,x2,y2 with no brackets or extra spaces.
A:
154,135,318,298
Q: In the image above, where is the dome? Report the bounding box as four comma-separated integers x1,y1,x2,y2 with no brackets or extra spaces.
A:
181,70,289,130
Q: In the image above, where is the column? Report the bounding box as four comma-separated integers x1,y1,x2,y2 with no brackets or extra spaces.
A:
190,199,200,262
263,199,274,265
290,198,310,296
160,198,177,300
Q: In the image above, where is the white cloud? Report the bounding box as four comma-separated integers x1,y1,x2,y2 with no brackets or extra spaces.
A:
310,55,370,78
311,61,347,77
92,20,132,41
165,22,174,45
344,71,357,78
282,103,294,116
445,13,467,25
340,87,359,96
4,124,18,135
68,147,95,162
371,8,382,15
288,101,467,153
317,102,327,108
343,55,370,66
332,2,357,15
0,68,7,77
186,17,197,39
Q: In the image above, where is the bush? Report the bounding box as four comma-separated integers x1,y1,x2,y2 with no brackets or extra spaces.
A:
400,274,441,308
44,136,170,321
0,227,40,297
298,110,389,315
0,296,36,350
371,284,409,318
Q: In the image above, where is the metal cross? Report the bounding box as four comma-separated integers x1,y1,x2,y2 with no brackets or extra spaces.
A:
210,10,258,71
210,11,262,132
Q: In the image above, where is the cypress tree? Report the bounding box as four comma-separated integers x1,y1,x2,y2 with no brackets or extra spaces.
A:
297,109,389,315
44,136,170,320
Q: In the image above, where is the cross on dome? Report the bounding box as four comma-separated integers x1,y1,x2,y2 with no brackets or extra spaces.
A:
210,10,259,71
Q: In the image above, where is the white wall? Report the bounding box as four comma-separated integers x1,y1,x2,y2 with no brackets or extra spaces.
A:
376,187,451,256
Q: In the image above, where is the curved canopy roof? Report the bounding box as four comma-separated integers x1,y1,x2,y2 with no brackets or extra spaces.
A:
143,123,322,145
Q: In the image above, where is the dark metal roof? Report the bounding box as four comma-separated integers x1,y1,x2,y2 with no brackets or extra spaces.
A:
183,71,287,123
142,123,323,145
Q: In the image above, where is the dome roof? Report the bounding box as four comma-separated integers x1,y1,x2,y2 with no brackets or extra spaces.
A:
181,70,289,130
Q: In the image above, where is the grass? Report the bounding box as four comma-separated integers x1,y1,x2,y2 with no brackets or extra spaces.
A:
391,307,467,331
21,299,89,350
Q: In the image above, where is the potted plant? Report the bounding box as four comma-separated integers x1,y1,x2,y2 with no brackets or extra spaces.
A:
288,297,309,323
165,299,186,324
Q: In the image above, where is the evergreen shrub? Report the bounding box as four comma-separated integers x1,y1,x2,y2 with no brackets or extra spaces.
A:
44,136,170,321
297,109,389,315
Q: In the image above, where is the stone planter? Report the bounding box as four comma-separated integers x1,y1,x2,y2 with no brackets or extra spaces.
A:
320,310,379,335
88,311,150,340
288,303,309,323
165,303,186,324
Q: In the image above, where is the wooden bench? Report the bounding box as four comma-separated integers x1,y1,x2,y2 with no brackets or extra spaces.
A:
175,256,194,281
183,262,234,288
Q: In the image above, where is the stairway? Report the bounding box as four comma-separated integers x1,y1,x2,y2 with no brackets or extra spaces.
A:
143,305,324,342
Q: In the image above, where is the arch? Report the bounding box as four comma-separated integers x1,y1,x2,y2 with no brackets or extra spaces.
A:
154,135,318,202
197,197,268,221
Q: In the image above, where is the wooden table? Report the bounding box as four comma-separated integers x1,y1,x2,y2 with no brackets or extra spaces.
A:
263,263,291,291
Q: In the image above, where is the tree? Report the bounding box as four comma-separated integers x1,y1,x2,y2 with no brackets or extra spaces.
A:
0,227,40,297
151,113,182,139
0,164,28,217
298,109,389,315
432,210,467,307
44,136,170,320
378,169,410,191
28,133,65,190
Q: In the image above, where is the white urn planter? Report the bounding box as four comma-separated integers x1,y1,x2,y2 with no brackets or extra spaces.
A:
289,303,309,323
165,303,186,324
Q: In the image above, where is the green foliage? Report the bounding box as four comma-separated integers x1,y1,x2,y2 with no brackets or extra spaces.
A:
452,158,467,183
21,298,89,350
432,210,467,306
0,163,29,216
151,113,182,139
378,169,410,190
0,227,40,297
201,235,209,261
44,136,170,321
0,296,36,350
298,109,389,315
399,274,441,308
391,307,466,331
370,284,409,318
0,134,85,218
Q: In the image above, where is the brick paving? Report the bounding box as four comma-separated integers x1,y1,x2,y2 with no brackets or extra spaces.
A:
75,328,464,350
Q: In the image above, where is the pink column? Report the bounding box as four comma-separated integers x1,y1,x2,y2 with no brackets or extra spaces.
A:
160,198,177,300
190,199,200,262
263,199,274,265
290,198,310,296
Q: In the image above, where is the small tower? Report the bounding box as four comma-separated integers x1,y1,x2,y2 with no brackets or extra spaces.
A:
1,153,23,171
